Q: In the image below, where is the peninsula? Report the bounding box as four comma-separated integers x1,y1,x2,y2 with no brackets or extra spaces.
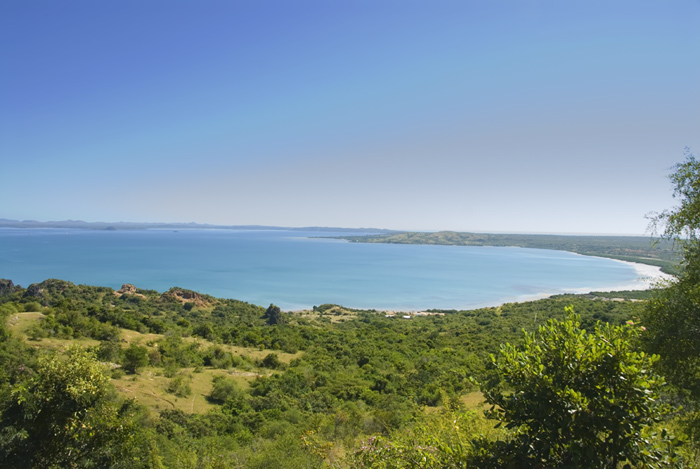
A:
336,231,680,275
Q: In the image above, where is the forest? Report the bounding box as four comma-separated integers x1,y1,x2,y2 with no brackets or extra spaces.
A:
1,154,700,468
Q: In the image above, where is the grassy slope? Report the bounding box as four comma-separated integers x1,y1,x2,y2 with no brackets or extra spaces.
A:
8,310,493,416
8,312,301,415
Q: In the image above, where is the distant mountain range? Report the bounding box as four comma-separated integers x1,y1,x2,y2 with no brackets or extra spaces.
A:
0,218,397,233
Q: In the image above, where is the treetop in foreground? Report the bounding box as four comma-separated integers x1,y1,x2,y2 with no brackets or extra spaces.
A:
484,309,674,468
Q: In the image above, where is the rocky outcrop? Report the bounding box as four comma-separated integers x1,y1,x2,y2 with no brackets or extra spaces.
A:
175,290,198,301
113,283,146,298
0,279,15,296
160,288,211,307
25,283,44,298
24,279,73,299
117,284,137,294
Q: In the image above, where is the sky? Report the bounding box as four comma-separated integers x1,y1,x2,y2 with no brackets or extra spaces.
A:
1,1,698,234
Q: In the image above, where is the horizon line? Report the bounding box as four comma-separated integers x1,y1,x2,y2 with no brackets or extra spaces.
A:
0,218,652,237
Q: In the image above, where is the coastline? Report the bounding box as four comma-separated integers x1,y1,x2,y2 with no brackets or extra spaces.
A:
497,258,674,311
2,228,673,314
290,259,671,313
616,258,675,289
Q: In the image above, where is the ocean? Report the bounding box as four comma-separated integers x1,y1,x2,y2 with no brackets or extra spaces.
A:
0,228,645,311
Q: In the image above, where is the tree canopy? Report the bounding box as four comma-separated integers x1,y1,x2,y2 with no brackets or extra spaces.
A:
264,303,285,325
644,150,700,394
0,347,138,468
650,149,700,240
483,310,671,468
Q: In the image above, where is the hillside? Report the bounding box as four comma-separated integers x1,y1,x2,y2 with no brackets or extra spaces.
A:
2,277,678,467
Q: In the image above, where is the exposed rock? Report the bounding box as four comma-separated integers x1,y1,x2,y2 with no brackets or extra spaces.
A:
117,284,137,294
178,290,198,300
23,279,73,299
0,279,15,296
161,288,211,307
25,284,44,298
113,283,146,298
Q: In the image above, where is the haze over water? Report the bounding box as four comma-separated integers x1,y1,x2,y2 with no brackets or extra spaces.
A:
0,228,644,311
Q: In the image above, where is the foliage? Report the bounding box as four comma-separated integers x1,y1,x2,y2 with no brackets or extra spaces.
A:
644,150,700,396
0,309,35,387
96,339,122,363
349,394,504,468
576,289,659,301
264,303,285,325
650,149,700,240
0,346,139,468
261,352,283,369
665,407,700,467
483,309,674,468
643,272,700,395
208,376,241,404
167,374,193,398
122,342,149,374
2,275,672,466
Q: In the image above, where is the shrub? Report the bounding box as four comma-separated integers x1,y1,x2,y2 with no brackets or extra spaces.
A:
122,343,149,374
167,374,192,398
261,353,282,370
483,309,675,468
208,375,240,404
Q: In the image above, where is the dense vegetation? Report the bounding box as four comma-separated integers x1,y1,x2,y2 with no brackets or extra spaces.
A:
2,151,699,467
0,276,689,467
337,232,680,274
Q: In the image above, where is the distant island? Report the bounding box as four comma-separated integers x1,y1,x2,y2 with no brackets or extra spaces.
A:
336,231,680,275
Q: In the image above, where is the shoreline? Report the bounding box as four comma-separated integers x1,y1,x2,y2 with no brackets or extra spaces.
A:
462,258,674,313
3,228,673,314
615,258,675,288
291,258,674,313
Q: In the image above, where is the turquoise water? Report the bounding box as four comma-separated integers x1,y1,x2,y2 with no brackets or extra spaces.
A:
0,228,642,311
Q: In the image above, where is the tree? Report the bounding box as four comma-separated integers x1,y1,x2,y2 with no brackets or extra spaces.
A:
483,310,672,468
649,149,700,240
264,303,285,325
208,375,240,404
644,149,700,394
122,342,149,374
644,261,700,394
0,346,138,468
262,352,282,369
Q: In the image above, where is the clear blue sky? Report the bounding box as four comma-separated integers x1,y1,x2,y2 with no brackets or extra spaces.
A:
2,1,698,234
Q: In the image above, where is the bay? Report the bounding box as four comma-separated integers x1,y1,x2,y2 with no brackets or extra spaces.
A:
0,228,644,311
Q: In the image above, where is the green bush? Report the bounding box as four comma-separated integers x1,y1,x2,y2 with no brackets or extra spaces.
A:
483,309,675,468
261,353,282,369
122,343,149,374
350,399,502,468
22,301,42,312
167,374,192,398
0,347,139,467
96,340,122,363
208,375,240,404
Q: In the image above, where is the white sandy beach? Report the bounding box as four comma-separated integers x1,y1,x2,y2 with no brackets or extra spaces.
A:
499,258,676,309
619,259,675,289
554,256,675,294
